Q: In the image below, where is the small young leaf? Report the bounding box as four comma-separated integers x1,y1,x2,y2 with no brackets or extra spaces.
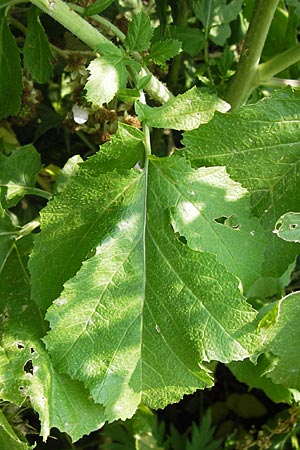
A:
124,11,153,52
85,55,127,105
148,39,182,65
84,0,114,16
23,5,53,83
169,25,205,56
274,212,300,243
136,73,152,90
136,87,230,130
0,10,22,120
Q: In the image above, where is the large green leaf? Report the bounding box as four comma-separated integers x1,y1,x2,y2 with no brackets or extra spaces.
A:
182,89,300,278
29,124,146,309
34,149,259,423
0,10,22,120
149,155,267,291
0,145,44,208
23,5,53,83
135,87,230,131
0,237,105,441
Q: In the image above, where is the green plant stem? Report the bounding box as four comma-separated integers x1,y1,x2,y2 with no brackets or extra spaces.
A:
168,0,189,92
260,77,300,88
30,0,111,48
30,0,173,103
224,0,279,110
68,2,126,41
257,45,300,83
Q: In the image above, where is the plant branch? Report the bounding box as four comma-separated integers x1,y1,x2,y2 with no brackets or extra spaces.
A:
224,0,279,110
67,2,126,41
30,0,173,103
257,45,300,83
260,77,300,88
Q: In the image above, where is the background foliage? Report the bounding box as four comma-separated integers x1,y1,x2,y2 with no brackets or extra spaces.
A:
1,0,300,448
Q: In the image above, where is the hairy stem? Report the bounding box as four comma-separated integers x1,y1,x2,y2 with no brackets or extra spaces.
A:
30,0,173,103
224,0,279,110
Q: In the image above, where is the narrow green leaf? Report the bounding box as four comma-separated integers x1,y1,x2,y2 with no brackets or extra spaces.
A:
258,292,300,390
0,145,43,208
23,5,53,83
136,87,230,130
0,10,22,120
148,39,182,65
182,89,300,278
85,55,128,105
85,0,114,16
124,11,153,52
54,154,83,194
274,212,300,243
